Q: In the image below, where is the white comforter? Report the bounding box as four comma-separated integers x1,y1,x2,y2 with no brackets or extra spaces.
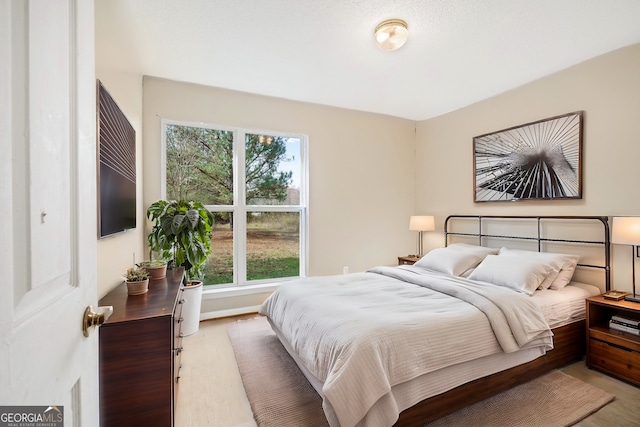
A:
259,266,553,427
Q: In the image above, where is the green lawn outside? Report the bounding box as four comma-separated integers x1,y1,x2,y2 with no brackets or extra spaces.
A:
203,217,300,285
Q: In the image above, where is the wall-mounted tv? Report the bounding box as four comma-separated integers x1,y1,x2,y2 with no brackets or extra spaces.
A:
97,80,136,238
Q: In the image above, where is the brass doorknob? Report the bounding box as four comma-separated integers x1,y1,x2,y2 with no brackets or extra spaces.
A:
82,305,113,337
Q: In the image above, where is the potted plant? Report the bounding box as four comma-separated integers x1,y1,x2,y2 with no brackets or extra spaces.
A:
146,199,215,280
124,267,150,295
147,199,215,335
137,259,168,280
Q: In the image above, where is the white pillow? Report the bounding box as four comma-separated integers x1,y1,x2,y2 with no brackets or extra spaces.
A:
538,269,559,290
446,243,499,259
551,267,579,290
414,248,482,276
468,254,556,295
498,247,579,290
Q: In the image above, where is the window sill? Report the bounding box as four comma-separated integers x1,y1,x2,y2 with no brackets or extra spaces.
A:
202,278,298,299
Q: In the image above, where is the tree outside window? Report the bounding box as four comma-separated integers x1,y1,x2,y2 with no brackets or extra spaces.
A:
164,123,306,285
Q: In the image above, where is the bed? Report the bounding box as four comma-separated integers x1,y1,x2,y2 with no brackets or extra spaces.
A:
259,216,611,427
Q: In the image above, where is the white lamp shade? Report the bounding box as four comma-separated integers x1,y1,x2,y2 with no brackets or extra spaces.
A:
409,215,435,231
611,217,640,245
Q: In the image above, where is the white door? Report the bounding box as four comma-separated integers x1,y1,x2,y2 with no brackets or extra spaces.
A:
0,1,99,426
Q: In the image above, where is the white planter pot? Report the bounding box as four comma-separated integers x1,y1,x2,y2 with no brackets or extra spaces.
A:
181,280,203,336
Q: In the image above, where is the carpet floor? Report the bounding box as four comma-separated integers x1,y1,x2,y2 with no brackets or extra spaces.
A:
228,317,614,427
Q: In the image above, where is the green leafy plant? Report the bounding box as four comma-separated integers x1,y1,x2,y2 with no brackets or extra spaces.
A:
124,267,149,282
146,199,215,280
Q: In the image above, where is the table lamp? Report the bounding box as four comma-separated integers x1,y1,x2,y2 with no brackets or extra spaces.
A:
611,217,640,303
409,215,435,257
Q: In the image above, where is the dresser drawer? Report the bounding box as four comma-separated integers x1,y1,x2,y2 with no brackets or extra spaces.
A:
175,288,185,321
173,349,182,408
174,348,183,385
174,289,185,352
589,338,640,385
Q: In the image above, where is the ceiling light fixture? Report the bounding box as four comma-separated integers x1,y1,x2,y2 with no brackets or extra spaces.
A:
374,19,408,51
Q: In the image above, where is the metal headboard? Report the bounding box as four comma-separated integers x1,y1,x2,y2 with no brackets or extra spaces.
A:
444,215,611,291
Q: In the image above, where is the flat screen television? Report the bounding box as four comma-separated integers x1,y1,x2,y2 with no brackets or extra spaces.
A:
97,80,136,238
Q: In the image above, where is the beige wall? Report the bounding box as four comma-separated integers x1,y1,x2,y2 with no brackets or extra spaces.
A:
415,44,640,291
95,5,146,298
142,77,417,314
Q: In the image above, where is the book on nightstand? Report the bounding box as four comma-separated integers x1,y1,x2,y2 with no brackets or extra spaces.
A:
609,320,640,336
611,315,640,328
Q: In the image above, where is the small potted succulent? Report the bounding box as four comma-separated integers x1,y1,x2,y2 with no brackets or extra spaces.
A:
124,267,150,295
137,259,168,280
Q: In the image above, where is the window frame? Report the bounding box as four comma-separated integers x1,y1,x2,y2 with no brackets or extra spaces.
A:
160,118,309,287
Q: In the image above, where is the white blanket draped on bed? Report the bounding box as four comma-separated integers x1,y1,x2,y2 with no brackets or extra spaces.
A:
259,266,553,427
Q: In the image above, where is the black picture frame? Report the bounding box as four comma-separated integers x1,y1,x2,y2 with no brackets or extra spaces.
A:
473,111,583,202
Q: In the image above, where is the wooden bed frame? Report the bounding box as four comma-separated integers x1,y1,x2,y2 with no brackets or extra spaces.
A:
396,321,584,425
395,215,610,426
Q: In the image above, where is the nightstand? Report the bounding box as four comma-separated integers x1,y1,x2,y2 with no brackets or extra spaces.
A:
586,295,640,386
398,256,421,265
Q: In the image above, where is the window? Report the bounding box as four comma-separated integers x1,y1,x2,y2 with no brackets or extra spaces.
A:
162,121,307,287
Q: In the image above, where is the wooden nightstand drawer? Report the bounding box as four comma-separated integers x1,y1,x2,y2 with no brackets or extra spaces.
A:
589,338,640,384
589,326,640,353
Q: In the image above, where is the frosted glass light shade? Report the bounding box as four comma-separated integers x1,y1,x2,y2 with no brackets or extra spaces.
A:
375,19,408,51
611,217,640,245
409,215,435,231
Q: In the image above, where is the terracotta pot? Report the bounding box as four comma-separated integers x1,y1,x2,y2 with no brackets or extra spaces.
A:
126,278,149,295
142,263,167,280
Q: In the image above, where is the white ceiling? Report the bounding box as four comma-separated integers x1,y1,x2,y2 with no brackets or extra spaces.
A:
96,0,640,121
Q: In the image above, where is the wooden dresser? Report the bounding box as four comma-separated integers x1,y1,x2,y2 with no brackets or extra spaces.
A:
99,267,185,427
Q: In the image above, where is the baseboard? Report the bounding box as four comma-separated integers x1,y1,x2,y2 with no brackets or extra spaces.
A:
200,305,261,321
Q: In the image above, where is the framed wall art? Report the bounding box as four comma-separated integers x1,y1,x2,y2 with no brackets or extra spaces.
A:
473,111,583,202
97,80,137,237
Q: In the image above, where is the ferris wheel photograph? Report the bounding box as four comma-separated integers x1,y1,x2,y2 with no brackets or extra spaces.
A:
473,111,583,202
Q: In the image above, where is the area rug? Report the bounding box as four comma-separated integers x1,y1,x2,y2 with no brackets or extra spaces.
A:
228,317,614,427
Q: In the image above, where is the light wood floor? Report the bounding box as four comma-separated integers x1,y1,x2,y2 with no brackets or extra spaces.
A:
176,315,640,427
